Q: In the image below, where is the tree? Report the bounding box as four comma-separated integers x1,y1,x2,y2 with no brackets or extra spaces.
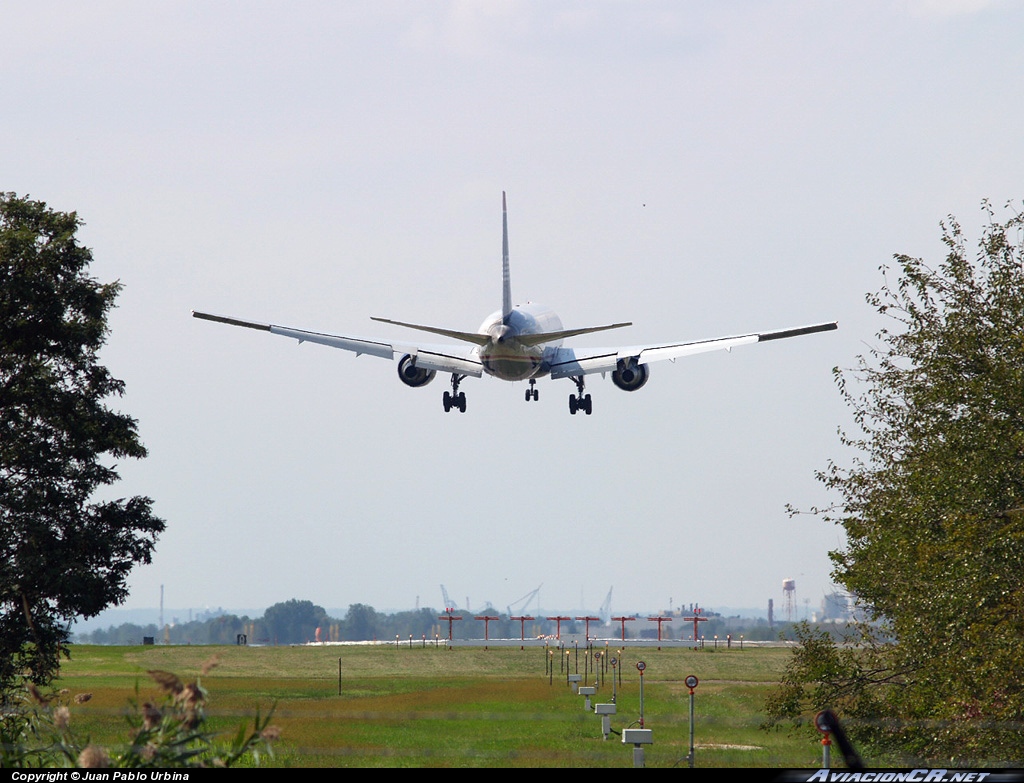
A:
262,599,328,644
767,203,1024,765
343,603,378,641
0,193,164,696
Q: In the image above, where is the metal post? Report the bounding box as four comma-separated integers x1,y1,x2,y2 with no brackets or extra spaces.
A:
633,745,645,768
688,687,695,767
685,674,699,768
637,661,646,727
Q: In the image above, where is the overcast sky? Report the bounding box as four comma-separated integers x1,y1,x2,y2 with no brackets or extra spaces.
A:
4,1,1022,621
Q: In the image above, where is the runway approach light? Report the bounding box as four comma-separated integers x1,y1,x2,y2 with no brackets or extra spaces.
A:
578,685,596,710
595,702,617,740
622,728,653,768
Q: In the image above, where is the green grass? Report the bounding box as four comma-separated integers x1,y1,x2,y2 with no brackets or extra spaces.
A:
52,643,821,768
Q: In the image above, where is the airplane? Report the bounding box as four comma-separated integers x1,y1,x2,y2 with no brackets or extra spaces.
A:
193,193,837,415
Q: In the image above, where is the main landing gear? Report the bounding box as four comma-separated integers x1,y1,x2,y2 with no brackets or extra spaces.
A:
568,376,592,415
443,374,467,413
525,378,539,402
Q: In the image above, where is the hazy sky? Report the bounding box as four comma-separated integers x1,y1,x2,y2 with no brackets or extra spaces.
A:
4,1,1022,620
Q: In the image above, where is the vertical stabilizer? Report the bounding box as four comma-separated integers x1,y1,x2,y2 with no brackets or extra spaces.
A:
502,192,512,322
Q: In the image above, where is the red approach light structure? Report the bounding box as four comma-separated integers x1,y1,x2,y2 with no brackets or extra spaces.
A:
647,616,672,648
511,615,535,649
612,615,636,641
576,616,601,641
439,608,463,640
546,615,571,640
475,615,499,642
682,609,708,643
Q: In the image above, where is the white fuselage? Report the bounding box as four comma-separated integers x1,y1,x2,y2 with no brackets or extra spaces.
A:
476,303,563,381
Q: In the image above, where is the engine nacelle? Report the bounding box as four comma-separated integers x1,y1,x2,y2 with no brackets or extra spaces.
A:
611,358,650,392
397,354,436,388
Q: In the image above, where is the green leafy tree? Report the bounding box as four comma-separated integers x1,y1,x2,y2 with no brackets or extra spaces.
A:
342,603,378,641
0,193,164,696
385,607,441,641
262,599,328,644
768,203,1024,765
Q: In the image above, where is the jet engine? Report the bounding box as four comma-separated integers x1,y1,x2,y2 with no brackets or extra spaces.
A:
611,358,650,391
397,354,436,387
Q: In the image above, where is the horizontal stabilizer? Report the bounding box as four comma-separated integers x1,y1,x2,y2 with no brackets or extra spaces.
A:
370,317,491,346
517,322,632,348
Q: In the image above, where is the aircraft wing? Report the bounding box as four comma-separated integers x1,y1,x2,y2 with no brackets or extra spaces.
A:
546,321,837,378
192,311,484,377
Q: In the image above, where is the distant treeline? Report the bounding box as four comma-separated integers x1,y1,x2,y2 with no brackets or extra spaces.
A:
73,599,787,646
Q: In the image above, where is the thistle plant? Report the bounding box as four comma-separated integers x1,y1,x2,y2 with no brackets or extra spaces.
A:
0,657,279,768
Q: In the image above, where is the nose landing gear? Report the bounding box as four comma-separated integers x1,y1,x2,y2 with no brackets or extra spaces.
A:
525,378,539,402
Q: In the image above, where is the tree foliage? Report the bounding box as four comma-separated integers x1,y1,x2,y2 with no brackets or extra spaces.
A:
768,203,1024,765
0,193,164,695
262,599,329,644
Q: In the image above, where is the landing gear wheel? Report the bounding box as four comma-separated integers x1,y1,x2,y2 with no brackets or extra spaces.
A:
525,380,539,402
568,376,591,415
443,374,468,413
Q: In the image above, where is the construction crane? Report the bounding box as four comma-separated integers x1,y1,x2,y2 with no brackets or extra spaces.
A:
507,583,542,617
598,586,613,624
440,584,457,612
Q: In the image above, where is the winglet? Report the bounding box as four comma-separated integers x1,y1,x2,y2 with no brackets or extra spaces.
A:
502,191,512,323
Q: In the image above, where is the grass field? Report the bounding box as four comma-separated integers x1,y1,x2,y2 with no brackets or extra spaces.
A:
52,642,824,768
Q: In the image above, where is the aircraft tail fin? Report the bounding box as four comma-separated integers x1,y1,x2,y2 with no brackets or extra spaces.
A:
502,191,512,323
